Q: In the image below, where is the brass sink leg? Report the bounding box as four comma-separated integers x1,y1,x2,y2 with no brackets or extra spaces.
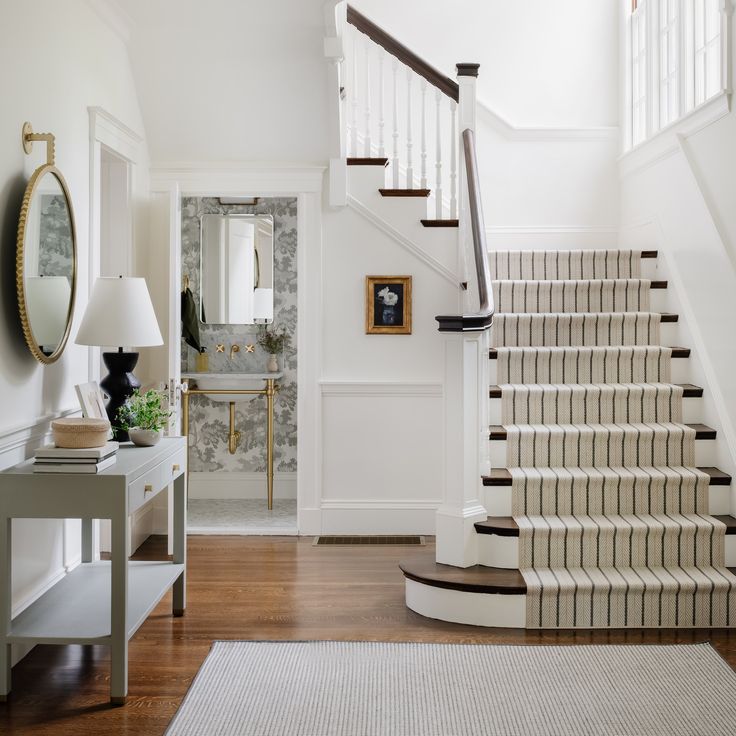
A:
228,402,241,455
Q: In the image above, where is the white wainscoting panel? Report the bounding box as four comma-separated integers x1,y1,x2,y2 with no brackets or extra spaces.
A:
320,382,443,534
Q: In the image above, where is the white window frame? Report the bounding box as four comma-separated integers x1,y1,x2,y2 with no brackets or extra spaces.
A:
625,0,732,152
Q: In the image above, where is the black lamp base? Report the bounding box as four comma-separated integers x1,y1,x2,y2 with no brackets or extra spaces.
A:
100,351,141,442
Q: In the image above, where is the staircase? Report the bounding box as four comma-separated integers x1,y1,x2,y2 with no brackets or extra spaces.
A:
401,248,736,628
329,2,736,629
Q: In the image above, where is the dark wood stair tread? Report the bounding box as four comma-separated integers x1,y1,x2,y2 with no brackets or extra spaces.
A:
400,556,736,599
421,219,459,227
489,383,703,398
642,250,658,258
489,346,691,359
483,466,732,486
379,188,431,197
490,423,716,440
475,514,736,537
399,554,526,594
651,280,667,288
347,157,389,166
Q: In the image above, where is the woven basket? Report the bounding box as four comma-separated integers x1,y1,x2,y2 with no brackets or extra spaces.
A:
52,417,111,449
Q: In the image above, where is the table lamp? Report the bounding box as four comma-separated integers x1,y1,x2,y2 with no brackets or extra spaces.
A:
76,276,163,440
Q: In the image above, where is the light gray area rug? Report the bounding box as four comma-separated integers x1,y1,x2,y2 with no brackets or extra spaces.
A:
165,641,736,736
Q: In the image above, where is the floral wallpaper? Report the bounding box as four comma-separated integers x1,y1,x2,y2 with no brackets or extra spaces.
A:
38,194,73,278
181,197,297,473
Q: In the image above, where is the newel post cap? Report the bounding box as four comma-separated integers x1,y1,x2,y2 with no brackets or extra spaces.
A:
456,63,480,77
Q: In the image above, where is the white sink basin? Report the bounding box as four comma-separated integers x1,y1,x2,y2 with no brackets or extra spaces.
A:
182,372,283,402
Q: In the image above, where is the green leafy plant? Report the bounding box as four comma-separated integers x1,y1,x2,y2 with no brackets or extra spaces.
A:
257,324,290,354
117,389,171,432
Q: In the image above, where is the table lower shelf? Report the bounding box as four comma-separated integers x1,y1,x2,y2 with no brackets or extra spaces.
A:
7,560,184,644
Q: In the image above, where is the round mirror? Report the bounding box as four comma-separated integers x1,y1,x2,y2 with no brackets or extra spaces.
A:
17,164,77,364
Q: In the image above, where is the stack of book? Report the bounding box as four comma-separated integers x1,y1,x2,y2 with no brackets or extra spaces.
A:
33,441,119,473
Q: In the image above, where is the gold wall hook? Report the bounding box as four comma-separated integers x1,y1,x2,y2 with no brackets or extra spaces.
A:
22,122,55,165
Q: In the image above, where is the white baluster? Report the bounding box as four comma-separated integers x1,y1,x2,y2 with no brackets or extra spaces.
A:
350,30,359,157
378,49,385,157
449,99,458,219
391,59,399,188
434,90,443,219
420,80,428,189
406,69,413,188
363,35,371,156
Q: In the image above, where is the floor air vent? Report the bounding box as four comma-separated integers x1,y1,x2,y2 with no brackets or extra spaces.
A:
313,535,425,546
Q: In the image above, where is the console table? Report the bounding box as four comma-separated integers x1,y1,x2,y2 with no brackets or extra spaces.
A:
0,437,187,705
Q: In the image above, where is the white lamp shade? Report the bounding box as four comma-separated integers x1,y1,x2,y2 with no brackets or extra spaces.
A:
75,277,163,348
25,276,71,346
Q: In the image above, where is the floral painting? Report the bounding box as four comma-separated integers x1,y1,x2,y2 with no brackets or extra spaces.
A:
365,276,412,335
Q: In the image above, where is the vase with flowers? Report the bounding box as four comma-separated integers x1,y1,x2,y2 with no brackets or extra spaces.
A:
257,324,290,372
377,286,399,325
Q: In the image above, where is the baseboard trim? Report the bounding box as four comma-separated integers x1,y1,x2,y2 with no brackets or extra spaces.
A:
189,471,297,499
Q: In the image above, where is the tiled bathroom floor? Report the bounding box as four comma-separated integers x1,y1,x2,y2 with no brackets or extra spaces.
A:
187,499,298,535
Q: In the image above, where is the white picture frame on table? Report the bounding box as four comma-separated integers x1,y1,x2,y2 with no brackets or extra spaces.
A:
75,381,108,420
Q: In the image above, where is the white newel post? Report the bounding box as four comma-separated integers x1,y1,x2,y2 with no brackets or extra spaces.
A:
455,64,479,314
434,62,488,568
435,329,490,567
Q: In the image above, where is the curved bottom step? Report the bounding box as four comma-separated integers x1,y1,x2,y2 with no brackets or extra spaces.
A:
400,554,527,628
401,553,736,629
406,578,527,628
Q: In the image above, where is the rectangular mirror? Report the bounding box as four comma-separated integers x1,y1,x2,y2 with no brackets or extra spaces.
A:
200,213,274,324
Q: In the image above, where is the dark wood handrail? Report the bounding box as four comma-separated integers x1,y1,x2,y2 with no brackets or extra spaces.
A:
346,5,459,102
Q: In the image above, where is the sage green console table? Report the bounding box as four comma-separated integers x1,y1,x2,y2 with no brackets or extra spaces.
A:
0,437,187,705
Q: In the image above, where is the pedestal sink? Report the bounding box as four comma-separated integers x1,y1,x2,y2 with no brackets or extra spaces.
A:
180,372,284,510
181,372,283,402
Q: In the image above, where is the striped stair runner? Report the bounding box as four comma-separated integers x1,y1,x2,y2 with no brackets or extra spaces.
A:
491,249,736,628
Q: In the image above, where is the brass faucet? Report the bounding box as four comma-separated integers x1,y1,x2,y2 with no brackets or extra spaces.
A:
229,344,240,360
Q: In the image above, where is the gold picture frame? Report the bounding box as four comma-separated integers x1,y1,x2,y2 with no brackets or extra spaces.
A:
365,276,412,334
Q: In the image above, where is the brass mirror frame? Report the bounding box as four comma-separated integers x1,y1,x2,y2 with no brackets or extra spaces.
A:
16,123,77,365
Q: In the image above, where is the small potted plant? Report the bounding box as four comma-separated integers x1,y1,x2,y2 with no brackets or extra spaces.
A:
117,389,171,447
257,324,289,372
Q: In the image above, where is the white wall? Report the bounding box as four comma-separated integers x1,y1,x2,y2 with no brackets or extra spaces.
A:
124,0,330,165
353,0,620,128
618,8,736,504
0,0,148,662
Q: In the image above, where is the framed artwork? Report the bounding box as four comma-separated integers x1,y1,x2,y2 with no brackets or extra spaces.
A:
365,276,412,335
75,381,108,420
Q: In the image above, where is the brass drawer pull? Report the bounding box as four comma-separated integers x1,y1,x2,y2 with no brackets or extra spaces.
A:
173,464,180,472
144,484,153,494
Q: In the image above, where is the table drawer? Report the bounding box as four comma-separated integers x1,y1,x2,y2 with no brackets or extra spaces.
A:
128,447,187,515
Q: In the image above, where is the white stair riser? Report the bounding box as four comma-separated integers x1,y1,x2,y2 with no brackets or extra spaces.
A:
484,482,731,516
405,579,526,627
489,396,702,425
489,436,718,470
347,165,387,199
478,530,736,569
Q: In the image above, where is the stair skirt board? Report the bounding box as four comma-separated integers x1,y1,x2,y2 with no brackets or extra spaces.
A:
407,249,735,630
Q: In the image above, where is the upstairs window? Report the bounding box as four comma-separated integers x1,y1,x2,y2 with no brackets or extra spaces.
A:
626,0,728,150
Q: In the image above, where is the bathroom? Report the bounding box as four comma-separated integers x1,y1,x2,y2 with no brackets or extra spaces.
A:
179,196,298,534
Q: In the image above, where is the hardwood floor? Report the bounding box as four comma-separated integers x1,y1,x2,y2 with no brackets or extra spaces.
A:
2,535,736,735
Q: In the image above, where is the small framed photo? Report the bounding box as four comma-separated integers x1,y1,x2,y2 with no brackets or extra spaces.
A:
365,276,412,335
75,381,108,420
